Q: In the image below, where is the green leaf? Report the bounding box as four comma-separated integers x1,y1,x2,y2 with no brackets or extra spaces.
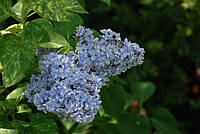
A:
98,123,118,134
0,128,19,134
112,76,127,86
0,24,23,36
0,103,9,128
24,56,40,77
0,118,30,132
53,14,83,38
25,18,54,43
118,114,152,134
100,84,131,118
6,85,27,104
17,104,32,113
72,123,91,134
151,107,179,134
27,0,87,21
68,37,78,50
0,0,12,22
0,34,36,88
123,91,132,110
11,120,30,128
91,29,102,39
27,113,59,134
131,82,156,106
11,1,31,22
9,120,29,131
3,99,17,110
65,0,88,14
100,0,111,6
5,24,23,34
0,101,5,111
0,88,5,94
60,120,75,130
38,31,71,49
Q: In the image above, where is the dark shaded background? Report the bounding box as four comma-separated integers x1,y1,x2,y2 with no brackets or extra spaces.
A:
83,0,200,134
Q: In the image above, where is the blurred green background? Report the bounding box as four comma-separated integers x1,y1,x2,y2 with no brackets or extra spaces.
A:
83,0,200,134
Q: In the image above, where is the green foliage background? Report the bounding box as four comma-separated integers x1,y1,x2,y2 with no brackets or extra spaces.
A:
0,0,199,134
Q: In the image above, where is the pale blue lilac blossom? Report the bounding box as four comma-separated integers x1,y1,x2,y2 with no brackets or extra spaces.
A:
75,26,145,77
25,53,102,123
25,26,145,123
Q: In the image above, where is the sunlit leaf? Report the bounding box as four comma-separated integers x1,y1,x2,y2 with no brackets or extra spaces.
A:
25,18,54,43
11,1,31,22
6,85,26,104
38,31,71,49
65,0,88,14
27,0,87,21
0,128,19,134
17,104,32,113
53,14,83,38
0,24,23,36
0,34,36,88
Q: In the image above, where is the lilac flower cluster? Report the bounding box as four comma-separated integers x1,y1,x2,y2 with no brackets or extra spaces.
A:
75,26,144,80
25,26,144,123
25,53,102,123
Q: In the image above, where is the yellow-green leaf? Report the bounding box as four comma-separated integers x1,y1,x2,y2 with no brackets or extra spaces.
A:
0,34,36,88
0,128,19,134
17,104,32,113
11,1,31,22
6,85,26,104
27,0,87,21
53,13,83,38
38,31,71,49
